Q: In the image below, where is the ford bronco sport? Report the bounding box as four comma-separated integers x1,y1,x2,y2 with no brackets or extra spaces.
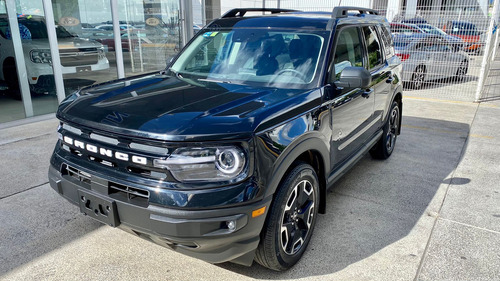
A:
49,7,403,271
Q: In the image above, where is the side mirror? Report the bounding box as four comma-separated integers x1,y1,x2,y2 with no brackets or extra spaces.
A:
335,66,371,89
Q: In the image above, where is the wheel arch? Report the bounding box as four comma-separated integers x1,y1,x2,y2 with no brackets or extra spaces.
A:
263,134,329,214
392,91,403,135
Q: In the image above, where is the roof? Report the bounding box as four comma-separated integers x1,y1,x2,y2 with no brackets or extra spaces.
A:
207,10,387,31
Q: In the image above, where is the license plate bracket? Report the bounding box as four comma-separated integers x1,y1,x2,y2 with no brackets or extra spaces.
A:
77,189,120,227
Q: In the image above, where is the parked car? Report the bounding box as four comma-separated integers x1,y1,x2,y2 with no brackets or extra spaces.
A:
402,17,427,24
390,22,423,34
394,33,469,89
97,31,152,52
0,15,109,97
443,20,483,53
49,7,403,271
416,23,465,51
95,24,135,34
390,22,465,51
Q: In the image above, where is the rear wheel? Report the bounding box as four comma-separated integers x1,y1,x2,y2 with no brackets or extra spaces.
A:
410,65,426,90
255,163,319,271
370,101,400,160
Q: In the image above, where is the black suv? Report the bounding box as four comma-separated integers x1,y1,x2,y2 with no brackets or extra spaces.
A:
49,7,402,271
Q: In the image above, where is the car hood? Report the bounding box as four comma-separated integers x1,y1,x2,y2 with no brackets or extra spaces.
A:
22,37,103,50
445,34,464,43
57,73,320,141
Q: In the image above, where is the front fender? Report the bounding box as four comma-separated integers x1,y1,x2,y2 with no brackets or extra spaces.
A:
255,131,330,199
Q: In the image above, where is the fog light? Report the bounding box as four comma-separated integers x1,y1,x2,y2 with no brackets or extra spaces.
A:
226,220,236,232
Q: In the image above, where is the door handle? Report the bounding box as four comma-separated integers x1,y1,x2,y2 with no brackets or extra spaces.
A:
362,88,373,98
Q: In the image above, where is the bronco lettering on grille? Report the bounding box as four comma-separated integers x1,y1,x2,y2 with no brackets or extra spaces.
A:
62,135,148,165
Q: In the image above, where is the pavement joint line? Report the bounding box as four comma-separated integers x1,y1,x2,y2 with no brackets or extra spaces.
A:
405,96,498,108
329,190,421,216
438,217,500,235
0,182,49,200
402,124,494,140
0,133,53,147
413,96,480,281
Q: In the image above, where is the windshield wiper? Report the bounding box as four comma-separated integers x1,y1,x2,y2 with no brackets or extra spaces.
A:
197,78,232,84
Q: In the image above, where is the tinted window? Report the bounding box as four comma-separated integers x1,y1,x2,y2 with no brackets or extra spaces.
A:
378,24,394,58
449,22,480,36
362,26,383,70
331,27,363,81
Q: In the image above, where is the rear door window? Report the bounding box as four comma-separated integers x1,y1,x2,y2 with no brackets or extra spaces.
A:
362,26,383,70
378,24,394,59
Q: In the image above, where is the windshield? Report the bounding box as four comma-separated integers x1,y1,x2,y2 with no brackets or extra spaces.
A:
169,29,328,89
450,22,480,36
417,24,447,36
0,18,74,40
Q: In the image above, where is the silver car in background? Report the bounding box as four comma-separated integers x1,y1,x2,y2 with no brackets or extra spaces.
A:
394,34,469,89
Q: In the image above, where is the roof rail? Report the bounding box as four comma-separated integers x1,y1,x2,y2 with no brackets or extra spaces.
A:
221,8,298,18
332,6,379,18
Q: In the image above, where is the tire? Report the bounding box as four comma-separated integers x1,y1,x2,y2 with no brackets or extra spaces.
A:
455,60,468,81
370,101,400,160
255,162,319,271
3,59,21,100
410,65,426,90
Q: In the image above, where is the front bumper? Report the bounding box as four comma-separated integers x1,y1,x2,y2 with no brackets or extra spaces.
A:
48,163,271,266
27,58,110,85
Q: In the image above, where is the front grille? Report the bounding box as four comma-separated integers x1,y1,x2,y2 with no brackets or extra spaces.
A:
108,181,149,204
60,48,99,67
62,164,91,185
59,124,172,182
61,163,150,206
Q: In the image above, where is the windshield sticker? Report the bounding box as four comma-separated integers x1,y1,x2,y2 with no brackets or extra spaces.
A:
203,31,218,38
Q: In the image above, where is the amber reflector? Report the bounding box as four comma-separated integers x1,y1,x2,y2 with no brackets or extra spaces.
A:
252,206,266,218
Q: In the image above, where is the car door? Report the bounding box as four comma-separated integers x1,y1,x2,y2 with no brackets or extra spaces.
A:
327,26,375,167
417,39,440,80
432,38,454,78
374,24,398,129
362,25,393,134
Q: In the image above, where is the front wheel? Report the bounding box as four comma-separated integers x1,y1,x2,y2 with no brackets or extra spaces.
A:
3,59,21,100
255,163,319,271
370,101,400,159
455,60,468,81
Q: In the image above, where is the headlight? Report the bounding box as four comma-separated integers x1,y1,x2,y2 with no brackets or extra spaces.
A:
98,47,106,59
154,146,247,183
30,49,52,64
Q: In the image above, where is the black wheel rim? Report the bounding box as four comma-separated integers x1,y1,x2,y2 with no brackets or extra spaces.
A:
280,179,315,256
386,105,399,153
412,67,425,89
457,61,468,76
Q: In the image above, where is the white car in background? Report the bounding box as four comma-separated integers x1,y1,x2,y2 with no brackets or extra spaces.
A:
0,15,109,98
394,33,469,89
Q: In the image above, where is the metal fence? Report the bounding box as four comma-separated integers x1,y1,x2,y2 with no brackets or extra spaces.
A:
211,0,500,102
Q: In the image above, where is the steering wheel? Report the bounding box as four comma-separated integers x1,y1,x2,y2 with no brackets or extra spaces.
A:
272,68,307,83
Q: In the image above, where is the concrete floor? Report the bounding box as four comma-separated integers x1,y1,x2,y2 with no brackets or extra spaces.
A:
1,62,500,281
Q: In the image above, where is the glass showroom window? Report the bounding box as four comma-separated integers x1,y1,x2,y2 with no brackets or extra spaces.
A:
0,0,59,123
117,0,182,76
